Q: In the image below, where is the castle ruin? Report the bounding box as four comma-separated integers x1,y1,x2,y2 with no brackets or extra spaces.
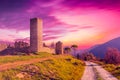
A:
0,18,63,55
55,41,63,54
30,18,43,52
30,18,55,53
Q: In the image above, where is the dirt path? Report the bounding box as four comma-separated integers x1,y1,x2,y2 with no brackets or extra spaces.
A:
0,55,64,72
91,62,118,80
81,61,118,80
81,61,96,80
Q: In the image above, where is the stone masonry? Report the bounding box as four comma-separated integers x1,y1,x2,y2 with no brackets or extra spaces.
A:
0,18,56,54
30,18,55,53
30,18,43,52
55,41,63,54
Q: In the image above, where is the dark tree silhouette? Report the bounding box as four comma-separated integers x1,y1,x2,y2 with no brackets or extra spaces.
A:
64,47,71,54
80,52,96,61
71,45,78,48
71,44,78,56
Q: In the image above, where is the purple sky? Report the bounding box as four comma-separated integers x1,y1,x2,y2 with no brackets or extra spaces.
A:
0,0,120,49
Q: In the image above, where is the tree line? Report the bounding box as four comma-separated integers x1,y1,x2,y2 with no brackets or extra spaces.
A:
64,45,120,64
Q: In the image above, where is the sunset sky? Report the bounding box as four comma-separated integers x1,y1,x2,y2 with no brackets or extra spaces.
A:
0,0,120,49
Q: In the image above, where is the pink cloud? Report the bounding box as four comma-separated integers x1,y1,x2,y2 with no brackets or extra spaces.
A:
43,36,61,41
0,0,120,49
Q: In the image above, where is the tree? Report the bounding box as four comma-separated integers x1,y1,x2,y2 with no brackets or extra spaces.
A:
76,54,80,59
80,52,96,61
71,45,78,48
64,47,71,54
105,47,120,64
71,44,78,56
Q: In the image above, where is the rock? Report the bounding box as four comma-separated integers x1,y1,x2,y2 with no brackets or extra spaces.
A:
16,72,28,78
24,65,40,73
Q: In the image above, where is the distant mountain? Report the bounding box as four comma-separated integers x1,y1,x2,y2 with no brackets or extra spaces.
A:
76,44,101,55
90,37,120,58
87,44,101,51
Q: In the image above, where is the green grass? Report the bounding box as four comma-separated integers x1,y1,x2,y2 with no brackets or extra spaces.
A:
103,64,116,72
94,61,120,80
0,55,85,80
0,52,52,64
92,61,120,80
102,64,120,80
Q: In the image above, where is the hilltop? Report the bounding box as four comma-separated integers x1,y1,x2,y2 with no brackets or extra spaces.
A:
90,37,120,58
0,53,85,80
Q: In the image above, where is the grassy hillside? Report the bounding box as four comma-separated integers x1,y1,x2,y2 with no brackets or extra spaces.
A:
0,55,85,80
0,52,52,64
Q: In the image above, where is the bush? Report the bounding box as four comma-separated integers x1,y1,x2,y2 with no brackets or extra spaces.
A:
79,52,96,61
103,64,116,72
105,48,120,64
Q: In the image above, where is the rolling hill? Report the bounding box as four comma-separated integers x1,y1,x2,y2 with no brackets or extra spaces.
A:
90,37,120,58
0,54,85,80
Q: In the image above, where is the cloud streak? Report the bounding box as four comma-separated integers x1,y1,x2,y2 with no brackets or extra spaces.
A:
61,0,120,10
0,0,120,49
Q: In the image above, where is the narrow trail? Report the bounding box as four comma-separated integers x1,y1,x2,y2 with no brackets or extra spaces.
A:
0,56,118,80
81,61,118,80
81,62,96,80
91,62,118,80
0,55,65,72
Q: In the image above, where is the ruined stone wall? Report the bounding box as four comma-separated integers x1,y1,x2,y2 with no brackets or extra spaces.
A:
40,47,55,54
30,18,55,54
55,41,63,54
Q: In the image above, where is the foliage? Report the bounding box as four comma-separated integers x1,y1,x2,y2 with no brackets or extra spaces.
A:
102,64,120,79
105,47,120,64
103,64,116,72
79,52,96,61
71,45,78,48
0,55,85,80
96,61,120,80
92,47,120,80
113,65,120,79
64,47,71,54
71,45,78,56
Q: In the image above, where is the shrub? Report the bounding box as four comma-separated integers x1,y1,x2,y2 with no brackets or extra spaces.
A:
79,52,96,61
105,48,120,64
103,64,116,72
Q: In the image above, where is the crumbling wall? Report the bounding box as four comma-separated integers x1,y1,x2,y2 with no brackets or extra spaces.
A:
41,47,55,54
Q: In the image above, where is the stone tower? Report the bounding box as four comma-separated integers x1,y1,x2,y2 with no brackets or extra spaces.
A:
55,41,63,54
30,18,43,52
